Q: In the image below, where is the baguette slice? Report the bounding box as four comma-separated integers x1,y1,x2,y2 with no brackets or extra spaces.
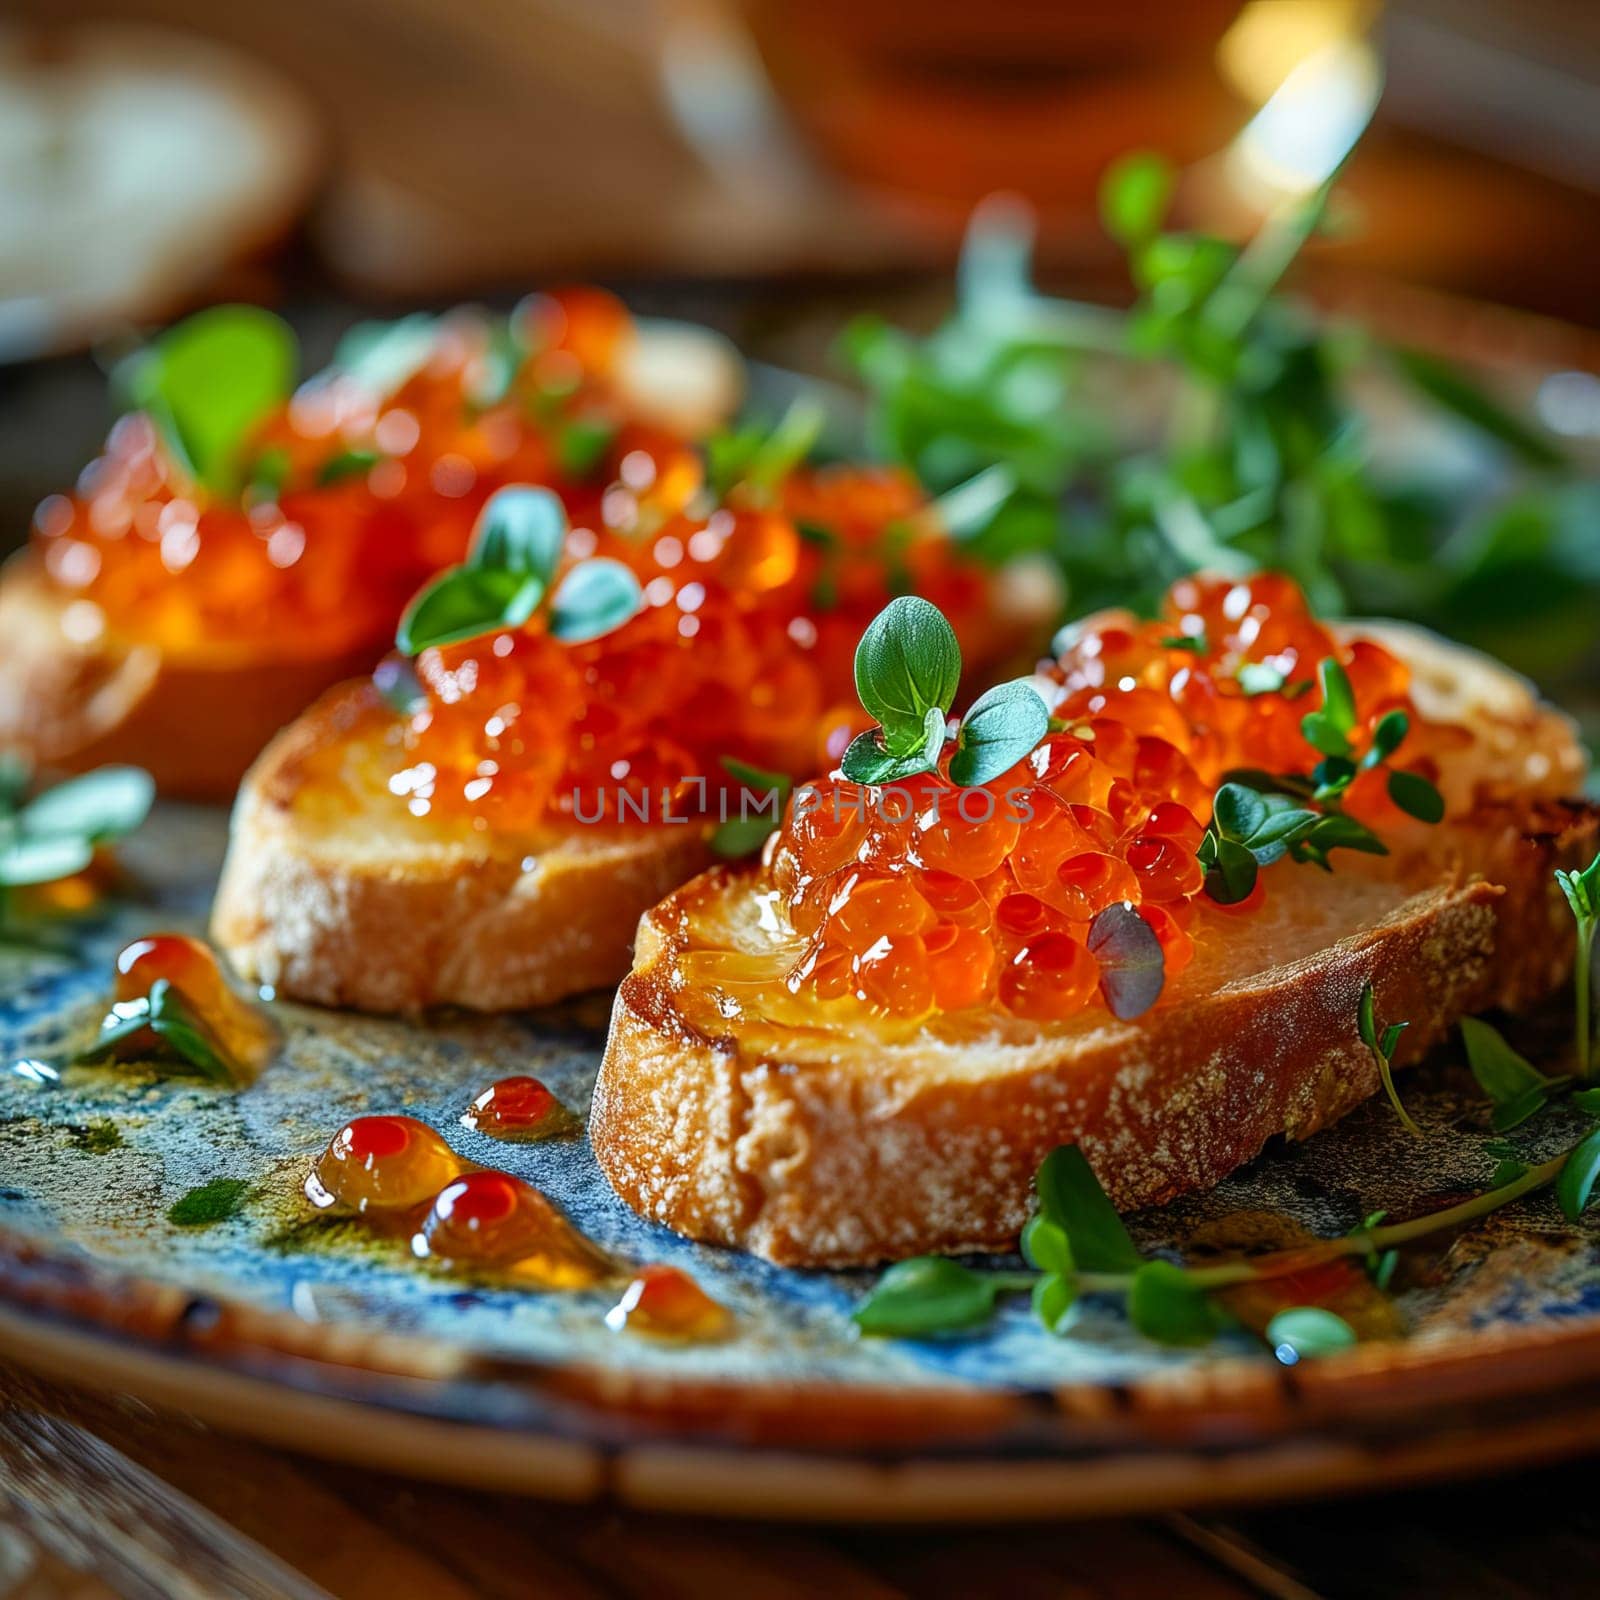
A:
592,625,1596,1267
211,680,717,1013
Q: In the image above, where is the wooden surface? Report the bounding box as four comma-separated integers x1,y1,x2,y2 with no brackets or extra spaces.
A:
0,1362,1594,1599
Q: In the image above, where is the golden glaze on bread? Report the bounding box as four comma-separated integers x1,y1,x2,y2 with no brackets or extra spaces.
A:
592,628,1595,1266
211,680,715,1012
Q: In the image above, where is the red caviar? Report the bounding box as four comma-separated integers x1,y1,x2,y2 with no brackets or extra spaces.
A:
411,1171,610,1288
604,1264,732,1340
460,1076,580,1142
27,292,689,657
753,574,1455,1027
114,932,276,1070
305,1114,466,1213
393,465,999,826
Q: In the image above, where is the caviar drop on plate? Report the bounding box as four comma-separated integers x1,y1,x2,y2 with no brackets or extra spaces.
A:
460,1076,581,1142
604,1264,732,1340
306,1115,466,1213
411,1170,610,1288
114,932,278,1072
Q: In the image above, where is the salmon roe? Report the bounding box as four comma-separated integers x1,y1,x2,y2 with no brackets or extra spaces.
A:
395,465,998,825
759,574,1454,1027
27,291,690,656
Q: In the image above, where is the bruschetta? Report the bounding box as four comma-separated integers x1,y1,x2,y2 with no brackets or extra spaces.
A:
211,465,1043,1009
591,574,1595,1266
0,292,742,799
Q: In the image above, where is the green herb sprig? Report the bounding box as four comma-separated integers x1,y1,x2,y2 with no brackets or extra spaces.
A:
840,597,1048,787
0,764,154,949
397,486,642,655
854,1121,1600,1351
1359,981,1418,1137
77,977,241,1085
1556,852,1600,1080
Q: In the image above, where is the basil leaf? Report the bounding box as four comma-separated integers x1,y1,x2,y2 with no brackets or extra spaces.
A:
333,314,436,398
1035,1145,1142,1273
125,306,297,496
1128,1260,1217,1345
547,559,643,644
1211,783,1267,842
1100,150,1176,247
1086,902,1165,1020
469,486,567,587
1460,1016,1558,1132
854,597,961,748
1032,1273,1078,1334
948,680,1048,787
20,767,153,842
398,567,541,655
1267,1306,1357,1361
853,1257,1003,1337
1387,769,1445,824
0,834,95,887
1557,1126,1600,1222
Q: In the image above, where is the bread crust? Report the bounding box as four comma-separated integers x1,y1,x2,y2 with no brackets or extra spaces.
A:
595,805,1598,1267
211,681,715,1012
0,560,378,802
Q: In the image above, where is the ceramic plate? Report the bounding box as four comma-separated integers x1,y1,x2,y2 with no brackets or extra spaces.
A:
3,806,1600,1521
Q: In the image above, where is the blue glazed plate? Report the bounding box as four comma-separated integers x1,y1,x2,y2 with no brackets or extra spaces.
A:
3,805,1600,1519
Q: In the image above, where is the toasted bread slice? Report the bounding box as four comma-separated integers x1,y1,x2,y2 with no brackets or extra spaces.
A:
0,560,380,803
210,680,716,1012
592,626,1595,1266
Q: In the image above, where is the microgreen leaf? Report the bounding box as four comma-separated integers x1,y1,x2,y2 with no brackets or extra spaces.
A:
0,835,95,887
1033,1273,1079,1333
1035,1145,1142,1273
1203,836,1259,904
19,767,154,843
78,979,239,1085
1362,709,1410,770
1460,1016,1562,1131
122,306,298,496
547,559,643,644
1020,1214,1073,1275
948,680,1049,787
1557,1126,1600,1222
1267,1307,1357,1362
470,486,567,588
853,597,962,752
1386,769,1445,824
839,714,946,785
1086,902,1165,1020
1300,657,1357,758
852,1257,1014,1337
1556,855,1600,923
397,568,541,655
1360,981,1420,1136
1128,1260,1217,1345
1099,150,1176,247
316,448,381,487
1357,982,1378,1050
557,418,616,479
333,313,436,399
1212,783,1267,842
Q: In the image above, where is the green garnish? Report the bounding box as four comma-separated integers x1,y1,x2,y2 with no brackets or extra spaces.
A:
855,1120,1600,1350
1461,1017,1568,1131
331,314,437,400
316,448,382,487
1358,982,1418,1137
1555,850,1600,1080
0,765,154,946
839,597,1048,788
77,978,240,1085
119,306,298,497
397,486,641,655
711,758,793,859
705,398,826,502
167,1177,250,1228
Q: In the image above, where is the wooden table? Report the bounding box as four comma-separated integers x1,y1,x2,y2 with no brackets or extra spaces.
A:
1,1362,1594,1599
